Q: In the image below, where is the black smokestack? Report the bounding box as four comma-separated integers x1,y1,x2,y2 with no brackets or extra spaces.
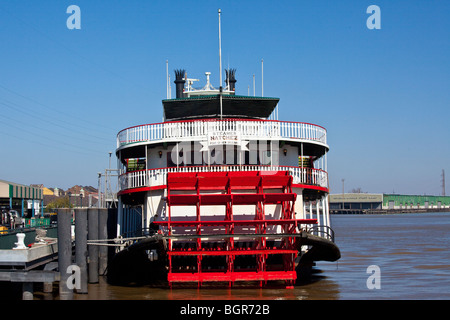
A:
174,69,186,98
225,68,236,94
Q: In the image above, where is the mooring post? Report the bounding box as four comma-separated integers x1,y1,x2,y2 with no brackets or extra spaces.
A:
98,208,108,276
43,282,53,293
57,208,73,300
88,208,99,283
22,282,33,300
75,208,88,293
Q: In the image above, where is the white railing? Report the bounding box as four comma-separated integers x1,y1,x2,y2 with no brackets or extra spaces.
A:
117,119,327,148
119,165,328,192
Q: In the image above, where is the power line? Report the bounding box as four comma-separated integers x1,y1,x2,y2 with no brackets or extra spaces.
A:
0,4,150,92
0,112,109,147
0,85,115,135
0,99,111,143
0,127,104,157
0,117,106,156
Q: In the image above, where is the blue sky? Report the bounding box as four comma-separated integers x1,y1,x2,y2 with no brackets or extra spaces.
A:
0,0,449,195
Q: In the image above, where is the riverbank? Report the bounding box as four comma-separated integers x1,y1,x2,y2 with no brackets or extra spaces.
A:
330,208,450,214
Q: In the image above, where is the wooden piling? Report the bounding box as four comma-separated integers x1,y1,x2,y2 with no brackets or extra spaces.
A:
75,208,88,293
88,208,99,283
98,208,108,276
57,208,73,300
43,282,53,293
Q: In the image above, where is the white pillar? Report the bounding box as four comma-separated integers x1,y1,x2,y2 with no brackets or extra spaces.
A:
316,200,320,235
117,197,123,237
325,196,330,231
143,194,149,230
308,202,311,220
302,202,306,222
322,198,327,237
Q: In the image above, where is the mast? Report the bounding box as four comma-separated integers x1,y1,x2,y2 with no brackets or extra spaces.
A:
166,60,169,99
253,74,255,96
261,58,264,97
218,9,223,119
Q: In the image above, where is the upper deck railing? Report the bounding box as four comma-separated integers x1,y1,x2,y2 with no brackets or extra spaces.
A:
118,165,329,193
117,119,327,148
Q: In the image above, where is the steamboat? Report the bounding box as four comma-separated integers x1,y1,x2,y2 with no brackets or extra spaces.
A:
107,11,340,288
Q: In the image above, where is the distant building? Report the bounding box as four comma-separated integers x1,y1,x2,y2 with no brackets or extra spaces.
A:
329,193,383,210
0,179,44,217
329,193,450,212
382,194,450,210
50,185,98,208
53,187,62,197
42,187,54,196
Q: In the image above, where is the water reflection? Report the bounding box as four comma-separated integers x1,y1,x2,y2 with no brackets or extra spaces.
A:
33,213,450,300
66,273,340,300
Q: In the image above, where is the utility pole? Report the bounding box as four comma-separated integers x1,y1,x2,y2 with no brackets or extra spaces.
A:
97,172,101,208
342,178,345,210
442,169,446,196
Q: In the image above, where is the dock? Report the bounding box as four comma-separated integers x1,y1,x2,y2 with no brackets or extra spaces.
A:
0,207,117,300
0,226,59,299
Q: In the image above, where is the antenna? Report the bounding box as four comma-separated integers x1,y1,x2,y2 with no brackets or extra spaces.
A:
202,72,214,91
166,60,169,99
253,74,255,96
169,74,171,98
227,63,230,91
218,9,223,119
261,59,264,97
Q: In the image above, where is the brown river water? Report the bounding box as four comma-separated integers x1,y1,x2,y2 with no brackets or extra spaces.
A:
33,212,450,300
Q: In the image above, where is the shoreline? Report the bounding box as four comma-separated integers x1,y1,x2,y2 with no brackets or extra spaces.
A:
330,208,450,215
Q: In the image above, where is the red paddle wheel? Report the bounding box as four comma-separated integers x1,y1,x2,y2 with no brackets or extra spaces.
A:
153,170,317,288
